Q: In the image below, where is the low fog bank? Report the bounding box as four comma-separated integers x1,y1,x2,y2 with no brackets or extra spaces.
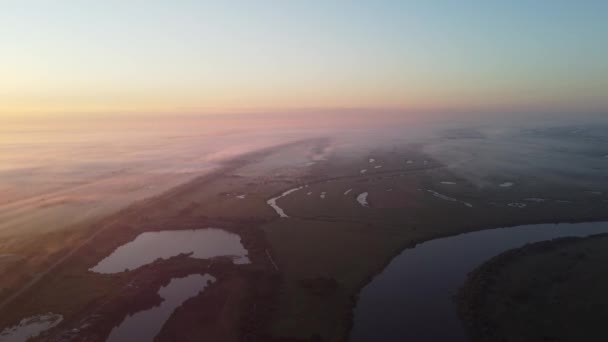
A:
1,112,606,239
1,112,418,239
423,117,608,190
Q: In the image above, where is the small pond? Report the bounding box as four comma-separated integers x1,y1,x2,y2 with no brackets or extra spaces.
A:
90,228,250,274
0,313,63,342
106,273,215,342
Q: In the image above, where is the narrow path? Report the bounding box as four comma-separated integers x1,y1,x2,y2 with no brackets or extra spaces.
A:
0,215,124,311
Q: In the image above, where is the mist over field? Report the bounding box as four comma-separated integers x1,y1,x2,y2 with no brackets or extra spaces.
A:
2,113,608,342
3,112,606,242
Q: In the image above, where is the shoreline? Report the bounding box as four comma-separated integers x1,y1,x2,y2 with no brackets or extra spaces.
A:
1,139,607,341
457,232,608,342
344,216,608,342
0,138,315,313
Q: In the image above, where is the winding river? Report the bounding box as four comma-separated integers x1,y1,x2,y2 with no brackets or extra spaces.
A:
350,221,608,342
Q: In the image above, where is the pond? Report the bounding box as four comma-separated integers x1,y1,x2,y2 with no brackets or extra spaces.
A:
107,273,215,342
0,313,62,342
90,228,250,274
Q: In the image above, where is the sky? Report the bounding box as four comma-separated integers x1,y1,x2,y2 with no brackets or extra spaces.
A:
1,1,607,117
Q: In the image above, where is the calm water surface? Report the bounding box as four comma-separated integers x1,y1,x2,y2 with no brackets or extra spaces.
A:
107,273,215,342
350,221,608,342
90,228,249,274
0,313,62,342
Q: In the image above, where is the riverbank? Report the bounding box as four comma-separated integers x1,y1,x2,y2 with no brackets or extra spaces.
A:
258,146,608,341
350,221,608,342
458,233,608,342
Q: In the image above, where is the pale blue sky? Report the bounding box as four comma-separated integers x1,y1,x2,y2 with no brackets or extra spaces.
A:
1,1,607,115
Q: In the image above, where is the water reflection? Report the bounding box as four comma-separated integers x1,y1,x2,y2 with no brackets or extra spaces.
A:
0,313,62,342
351,221,608,342
90,228,249,274
107,274,215,342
